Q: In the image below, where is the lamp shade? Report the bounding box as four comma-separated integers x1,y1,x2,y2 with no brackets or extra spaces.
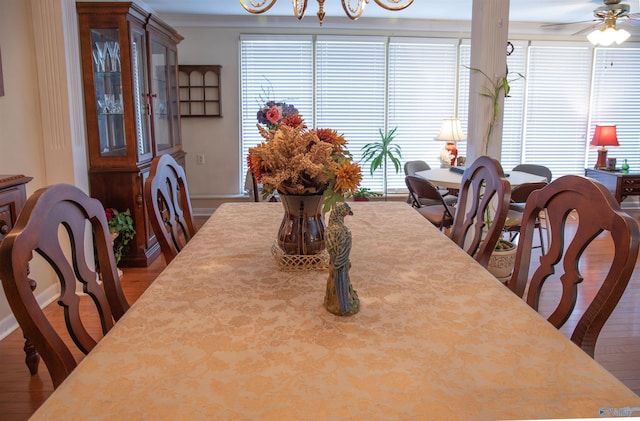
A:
587,27,630,46
435,118,466,142
590,125,619,148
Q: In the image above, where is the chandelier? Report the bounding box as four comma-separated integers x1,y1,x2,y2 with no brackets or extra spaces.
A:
239,0,414,26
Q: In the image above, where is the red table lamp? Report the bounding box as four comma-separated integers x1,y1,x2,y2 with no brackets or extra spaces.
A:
590,125,619,169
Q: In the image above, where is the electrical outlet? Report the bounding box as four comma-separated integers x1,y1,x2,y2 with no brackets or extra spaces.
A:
196,154,205,165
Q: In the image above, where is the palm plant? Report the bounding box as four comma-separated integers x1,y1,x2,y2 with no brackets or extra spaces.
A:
361,127,402,199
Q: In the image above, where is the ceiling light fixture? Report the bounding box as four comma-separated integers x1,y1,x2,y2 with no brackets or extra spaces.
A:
239,0,414,26
587,2,632,46
587,25,630,46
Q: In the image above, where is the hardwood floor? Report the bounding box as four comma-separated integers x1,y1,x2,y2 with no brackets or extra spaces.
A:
2,209,640,420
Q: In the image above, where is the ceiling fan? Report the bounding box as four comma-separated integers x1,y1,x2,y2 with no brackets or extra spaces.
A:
545,0,640,45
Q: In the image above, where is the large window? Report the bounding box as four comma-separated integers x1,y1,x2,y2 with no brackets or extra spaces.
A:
240,35,640,194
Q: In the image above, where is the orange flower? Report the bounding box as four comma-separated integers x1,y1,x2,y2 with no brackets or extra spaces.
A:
334,161,362,193
316,128,346,148
247,149,264,182
281,113,306,129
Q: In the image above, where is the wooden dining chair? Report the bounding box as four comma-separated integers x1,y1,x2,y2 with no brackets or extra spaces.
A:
507,175,640,358
144,154,197,264
0,184,130,388
405,175,455,230
448,155,511,268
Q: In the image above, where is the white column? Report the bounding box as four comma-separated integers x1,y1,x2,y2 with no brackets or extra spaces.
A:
466,0,510,162
30,0,88,191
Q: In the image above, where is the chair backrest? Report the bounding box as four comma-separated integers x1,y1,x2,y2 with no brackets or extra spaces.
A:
507,175,640,357
448,155,511,268
405,176,449,208
144,154,196,264
510,181,548,204
0,184,129,388
512,164,552,182
404,160,431,176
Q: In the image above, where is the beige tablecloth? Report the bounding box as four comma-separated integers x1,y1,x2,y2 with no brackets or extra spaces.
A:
32,202,640,420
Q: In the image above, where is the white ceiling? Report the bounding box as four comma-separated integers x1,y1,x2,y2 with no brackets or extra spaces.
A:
139,0,634,26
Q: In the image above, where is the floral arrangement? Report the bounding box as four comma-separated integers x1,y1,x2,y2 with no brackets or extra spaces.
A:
248,106,362,213
257,101,299,131
105,208,136,264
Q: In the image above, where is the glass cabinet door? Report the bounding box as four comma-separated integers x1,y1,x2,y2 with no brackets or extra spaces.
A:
131,29,152,160
150,40,170,151
168,49,181,147
91,28,126,157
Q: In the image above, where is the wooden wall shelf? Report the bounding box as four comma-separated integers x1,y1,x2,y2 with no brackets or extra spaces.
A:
178,65,222,118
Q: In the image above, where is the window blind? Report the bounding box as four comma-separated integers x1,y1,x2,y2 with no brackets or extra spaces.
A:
523,43,593,178
240,37,313,190
589,45,640,171
388,38,459,192
315,37,387,191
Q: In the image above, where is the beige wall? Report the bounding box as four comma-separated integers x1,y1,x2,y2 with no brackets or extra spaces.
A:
0,0,51,334
0,0,87,337
178,27,243,201
0,1,46,185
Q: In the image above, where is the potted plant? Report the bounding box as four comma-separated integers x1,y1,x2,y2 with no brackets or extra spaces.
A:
484,205,518,282
488,237,517,283
361,127,402,200
105,208,136,265
351,187,383,202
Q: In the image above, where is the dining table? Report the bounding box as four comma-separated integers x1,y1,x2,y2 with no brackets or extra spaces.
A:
416,167,548,190
31,202,640,420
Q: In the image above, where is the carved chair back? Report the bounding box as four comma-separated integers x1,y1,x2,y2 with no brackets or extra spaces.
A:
507,175,640,357
144,154,197,264
0,184,129,388
448,155,511,268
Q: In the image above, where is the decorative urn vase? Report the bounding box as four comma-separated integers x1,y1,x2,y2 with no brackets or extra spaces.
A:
487,240,517,283
277,193,326,255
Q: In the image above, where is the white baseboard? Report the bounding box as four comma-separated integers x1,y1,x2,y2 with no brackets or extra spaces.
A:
0,284,60,341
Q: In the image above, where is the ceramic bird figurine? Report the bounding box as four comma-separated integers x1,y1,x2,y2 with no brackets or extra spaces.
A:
324,202,360,316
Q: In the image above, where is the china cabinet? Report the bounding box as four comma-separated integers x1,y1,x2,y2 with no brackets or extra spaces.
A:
77,2,184,266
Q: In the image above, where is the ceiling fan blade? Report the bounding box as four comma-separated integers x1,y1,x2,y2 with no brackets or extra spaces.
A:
541,19,598,28
572,22,601,36
620,12,640,26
